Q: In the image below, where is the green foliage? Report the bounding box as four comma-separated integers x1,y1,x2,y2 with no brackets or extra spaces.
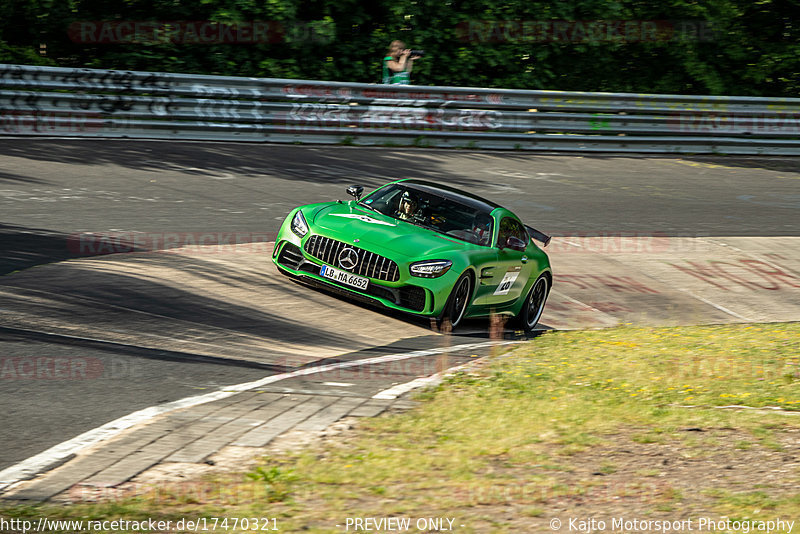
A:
245,464,297,502
0,0,798,96
0,39,54,66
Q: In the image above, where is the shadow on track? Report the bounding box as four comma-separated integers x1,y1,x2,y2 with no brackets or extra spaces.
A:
0,223,105,276
0,246,357,354
0,139,493,188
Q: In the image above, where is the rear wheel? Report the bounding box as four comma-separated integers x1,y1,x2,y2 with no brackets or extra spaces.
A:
438,273,472,331
518,275,549,332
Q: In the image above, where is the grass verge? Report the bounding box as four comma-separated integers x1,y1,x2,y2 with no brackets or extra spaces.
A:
2,323,799,532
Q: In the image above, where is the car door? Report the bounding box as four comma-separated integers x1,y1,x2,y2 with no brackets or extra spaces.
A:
483,216,535,307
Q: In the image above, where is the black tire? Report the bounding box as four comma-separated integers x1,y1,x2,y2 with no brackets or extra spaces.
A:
517,274,549,332
438,272,473,331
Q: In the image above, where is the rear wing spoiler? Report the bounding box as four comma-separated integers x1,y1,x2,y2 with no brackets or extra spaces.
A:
526,225,551,247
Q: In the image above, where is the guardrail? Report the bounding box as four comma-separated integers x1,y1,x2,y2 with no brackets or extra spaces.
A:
2,63,800,154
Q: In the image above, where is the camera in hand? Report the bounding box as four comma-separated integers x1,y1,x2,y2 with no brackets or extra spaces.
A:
409,49,425,57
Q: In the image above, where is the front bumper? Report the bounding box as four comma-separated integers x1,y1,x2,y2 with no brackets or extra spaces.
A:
273,240,431,315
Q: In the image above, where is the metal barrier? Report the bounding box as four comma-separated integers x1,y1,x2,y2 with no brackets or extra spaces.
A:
2,63,800,154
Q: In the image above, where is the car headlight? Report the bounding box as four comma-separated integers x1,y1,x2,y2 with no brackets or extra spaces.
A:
291,211,309,238
410,260,452,278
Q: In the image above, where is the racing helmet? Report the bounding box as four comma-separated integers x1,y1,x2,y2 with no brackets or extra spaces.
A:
473,213,492,244
473,212,492,230
398,190,418,213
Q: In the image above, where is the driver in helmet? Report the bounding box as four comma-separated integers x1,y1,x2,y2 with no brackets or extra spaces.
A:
396,190,420,221
472,213,492,245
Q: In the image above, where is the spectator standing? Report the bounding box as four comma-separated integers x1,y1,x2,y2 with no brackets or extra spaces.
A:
382,40,420,84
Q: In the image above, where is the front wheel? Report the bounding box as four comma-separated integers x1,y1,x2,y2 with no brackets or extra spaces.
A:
517,274,549,332
438,272,473,331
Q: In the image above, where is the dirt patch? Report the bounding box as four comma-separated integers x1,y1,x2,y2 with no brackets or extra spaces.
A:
533,427,800,514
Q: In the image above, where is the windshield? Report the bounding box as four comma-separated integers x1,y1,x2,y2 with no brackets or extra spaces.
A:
360,184,494,246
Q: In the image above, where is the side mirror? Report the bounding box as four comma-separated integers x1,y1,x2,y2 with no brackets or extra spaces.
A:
347,185,364,201
505,236,527,252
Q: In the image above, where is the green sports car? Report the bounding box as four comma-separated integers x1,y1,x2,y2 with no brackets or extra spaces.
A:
272,179,552,331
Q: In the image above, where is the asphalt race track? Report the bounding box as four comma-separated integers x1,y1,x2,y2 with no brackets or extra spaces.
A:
1,140,798,248
1,139,799,483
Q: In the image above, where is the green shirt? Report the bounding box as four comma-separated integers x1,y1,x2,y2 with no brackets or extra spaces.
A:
382,55,411,85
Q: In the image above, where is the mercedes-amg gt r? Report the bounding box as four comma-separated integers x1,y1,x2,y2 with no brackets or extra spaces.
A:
272,179,552,331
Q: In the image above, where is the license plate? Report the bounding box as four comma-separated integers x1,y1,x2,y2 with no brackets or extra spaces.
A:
320,265,369,291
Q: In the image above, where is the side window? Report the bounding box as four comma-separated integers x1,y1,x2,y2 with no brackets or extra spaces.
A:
498,217,528,248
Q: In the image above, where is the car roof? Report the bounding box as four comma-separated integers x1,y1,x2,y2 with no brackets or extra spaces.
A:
395,179,502,214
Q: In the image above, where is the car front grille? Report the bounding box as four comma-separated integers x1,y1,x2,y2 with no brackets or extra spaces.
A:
304,235,400,282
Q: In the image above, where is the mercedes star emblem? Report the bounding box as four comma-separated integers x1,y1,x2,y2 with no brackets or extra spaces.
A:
337,247,359,271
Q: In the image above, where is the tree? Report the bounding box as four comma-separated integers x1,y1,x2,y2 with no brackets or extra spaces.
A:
0,0,797,96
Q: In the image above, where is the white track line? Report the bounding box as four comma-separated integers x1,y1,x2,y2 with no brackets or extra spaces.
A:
0,340,516,493
373,341,522,399
373,376,443,399
678,289,753,321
